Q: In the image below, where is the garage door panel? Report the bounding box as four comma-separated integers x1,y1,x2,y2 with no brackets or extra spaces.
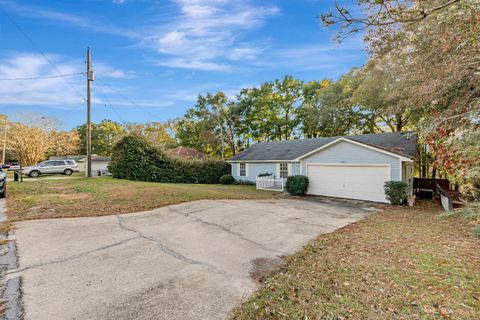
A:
307,164,390,203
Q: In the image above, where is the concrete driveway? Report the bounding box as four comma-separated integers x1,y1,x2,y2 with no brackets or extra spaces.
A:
10,199,374,320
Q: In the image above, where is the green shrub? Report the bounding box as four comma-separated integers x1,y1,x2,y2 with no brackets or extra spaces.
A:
384,181,409,205
285,175,309,196
109,135,230,184
235,180,255,186
219,174,235,185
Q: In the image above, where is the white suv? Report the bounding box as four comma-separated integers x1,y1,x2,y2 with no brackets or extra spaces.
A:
22,160,79,177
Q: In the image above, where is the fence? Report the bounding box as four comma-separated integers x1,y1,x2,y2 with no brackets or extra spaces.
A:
414,178,453,191
256,175,284,192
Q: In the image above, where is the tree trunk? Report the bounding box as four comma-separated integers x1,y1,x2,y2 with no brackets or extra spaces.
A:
395,113,405,132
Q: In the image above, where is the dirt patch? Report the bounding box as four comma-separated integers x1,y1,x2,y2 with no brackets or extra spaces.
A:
250,257,286,283
46,193,92,200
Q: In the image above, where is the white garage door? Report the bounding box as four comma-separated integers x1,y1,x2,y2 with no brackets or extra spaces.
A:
307,164,390,203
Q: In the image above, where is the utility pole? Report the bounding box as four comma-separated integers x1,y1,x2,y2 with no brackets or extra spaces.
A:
1,117,7,164
86,47,94,178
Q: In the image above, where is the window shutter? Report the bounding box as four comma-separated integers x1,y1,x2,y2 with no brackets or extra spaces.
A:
237,163,240,176
245,163,249,177
287,163,292,176
275,163,280,179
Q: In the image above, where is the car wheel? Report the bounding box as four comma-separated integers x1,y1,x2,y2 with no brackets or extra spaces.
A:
29,170,41,178
64,169,73,176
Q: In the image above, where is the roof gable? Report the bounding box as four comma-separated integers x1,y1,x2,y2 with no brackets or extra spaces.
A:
228,131,417,162
295,138,412,161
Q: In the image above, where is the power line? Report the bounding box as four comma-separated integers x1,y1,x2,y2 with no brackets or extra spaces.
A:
0,72,83,81
0,6,86,102
97,78,164,121
96,82,127,125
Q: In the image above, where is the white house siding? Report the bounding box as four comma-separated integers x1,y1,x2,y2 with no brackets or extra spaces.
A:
291,163,301,176
78,161,110,174
300,140,401,181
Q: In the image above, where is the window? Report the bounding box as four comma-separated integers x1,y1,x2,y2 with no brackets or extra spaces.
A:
40,161,55,167
279,163,288,178
239,163,246,176
54,161,66,166
66,160,75,166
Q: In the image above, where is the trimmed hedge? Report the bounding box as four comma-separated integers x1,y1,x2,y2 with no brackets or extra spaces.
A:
220,174,235,184
108,135,230,184
285,175,309,196
384,181,409,205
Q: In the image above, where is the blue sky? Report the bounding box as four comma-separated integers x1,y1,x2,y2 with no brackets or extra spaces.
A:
0,0,367,129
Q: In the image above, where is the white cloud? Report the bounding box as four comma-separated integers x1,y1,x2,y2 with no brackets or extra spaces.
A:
180,4,218,17
228,47,259,61
0,53,84,107
1,0,279,72
259,36,366,73
0,0,136,38
94,63,136,79
156,58,230,71
0,53,133,108
147,0,279,71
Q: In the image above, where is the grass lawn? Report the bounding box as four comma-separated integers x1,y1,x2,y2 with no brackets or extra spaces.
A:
6,177,278,220
231,201,480,320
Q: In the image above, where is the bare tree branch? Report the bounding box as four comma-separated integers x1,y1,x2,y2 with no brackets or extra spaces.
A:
321,0,462,37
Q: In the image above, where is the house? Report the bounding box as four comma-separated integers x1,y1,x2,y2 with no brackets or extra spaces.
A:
165,146,208,160
77,156,112,174
227,131,417,203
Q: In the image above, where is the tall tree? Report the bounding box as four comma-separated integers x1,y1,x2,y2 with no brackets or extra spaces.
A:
77,120,125,156
272,76,303,140
176,92,242,158
125,122,175,149
352,62,412,132
48,130,80,157
237,76,303,142
299,73,376,138
8,114,76,166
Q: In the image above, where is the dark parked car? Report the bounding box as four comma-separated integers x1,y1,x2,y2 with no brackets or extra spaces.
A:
3,162,20,171
0,166,6,198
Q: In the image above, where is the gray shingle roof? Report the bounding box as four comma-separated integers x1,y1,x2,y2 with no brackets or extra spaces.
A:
228,131,417,161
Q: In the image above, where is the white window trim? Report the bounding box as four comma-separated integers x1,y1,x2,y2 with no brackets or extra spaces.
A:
276,162,291,179
399,158,403,182
238,163,248,177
